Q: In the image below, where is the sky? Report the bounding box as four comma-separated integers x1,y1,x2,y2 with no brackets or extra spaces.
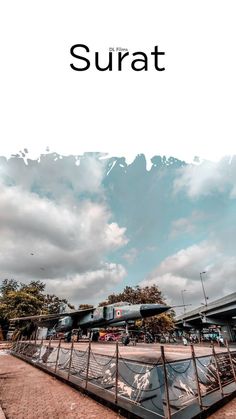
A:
1,152,236,314
1,1,236,311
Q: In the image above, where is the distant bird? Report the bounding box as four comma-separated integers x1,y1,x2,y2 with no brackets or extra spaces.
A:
40,267,45,271
30,253,34,256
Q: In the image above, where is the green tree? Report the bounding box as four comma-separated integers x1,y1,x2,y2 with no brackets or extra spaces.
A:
20,280,45,294
0,281,45,320
0,279,20,338
0,279,19,297
101,285,165,305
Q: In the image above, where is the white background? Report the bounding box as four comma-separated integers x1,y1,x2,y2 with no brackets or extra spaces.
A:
1,1,236,162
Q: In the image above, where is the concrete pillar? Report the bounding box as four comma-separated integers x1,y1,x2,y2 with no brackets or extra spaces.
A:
221,325,232,342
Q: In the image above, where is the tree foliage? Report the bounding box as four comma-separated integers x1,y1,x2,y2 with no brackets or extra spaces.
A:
0,279,18,296
100,285,165,305
0,280,45,319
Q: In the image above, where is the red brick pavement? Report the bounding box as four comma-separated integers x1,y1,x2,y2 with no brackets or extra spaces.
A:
0,352,122,419
209,398,236,418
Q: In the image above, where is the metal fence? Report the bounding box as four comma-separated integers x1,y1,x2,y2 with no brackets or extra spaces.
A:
10,340,236,419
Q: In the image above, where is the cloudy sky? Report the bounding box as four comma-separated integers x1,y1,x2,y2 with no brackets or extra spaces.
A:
0,152,236,312
1,1,236,310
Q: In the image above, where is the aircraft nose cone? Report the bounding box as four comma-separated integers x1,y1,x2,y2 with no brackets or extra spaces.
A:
140,304,171,318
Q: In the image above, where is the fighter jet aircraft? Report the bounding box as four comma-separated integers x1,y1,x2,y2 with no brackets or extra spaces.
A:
11,301,171,338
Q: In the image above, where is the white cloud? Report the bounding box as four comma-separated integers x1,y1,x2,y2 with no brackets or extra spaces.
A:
141,239,236,313
0,153,106,203
0,156,128,304
169,211,205,238
122,247,139,264
174,156,236,198
44,263,126,302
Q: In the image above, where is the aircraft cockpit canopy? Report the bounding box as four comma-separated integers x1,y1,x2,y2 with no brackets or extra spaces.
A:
58,316,73,326
110,301,131,307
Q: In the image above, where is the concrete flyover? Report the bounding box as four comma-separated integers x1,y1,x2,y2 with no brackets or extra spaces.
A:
176,292,236,342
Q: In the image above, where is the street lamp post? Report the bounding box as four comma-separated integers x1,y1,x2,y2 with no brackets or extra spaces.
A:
200,271,208,306
181,289,187,314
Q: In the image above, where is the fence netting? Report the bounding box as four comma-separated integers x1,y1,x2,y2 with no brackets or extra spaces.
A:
11,341,236,418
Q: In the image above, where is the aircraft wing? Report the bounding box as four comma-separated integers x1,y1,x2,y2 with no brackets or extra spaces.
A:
10,307,94,322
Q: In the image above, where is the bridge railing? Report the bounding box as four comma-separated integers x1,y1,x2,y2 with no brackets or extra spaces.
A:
10,339,236,419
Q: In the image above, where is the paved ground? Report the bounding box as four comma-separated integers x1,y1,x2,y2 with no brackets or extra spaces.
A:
0,352,122,419
209,398,236,418
47,340,232,363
